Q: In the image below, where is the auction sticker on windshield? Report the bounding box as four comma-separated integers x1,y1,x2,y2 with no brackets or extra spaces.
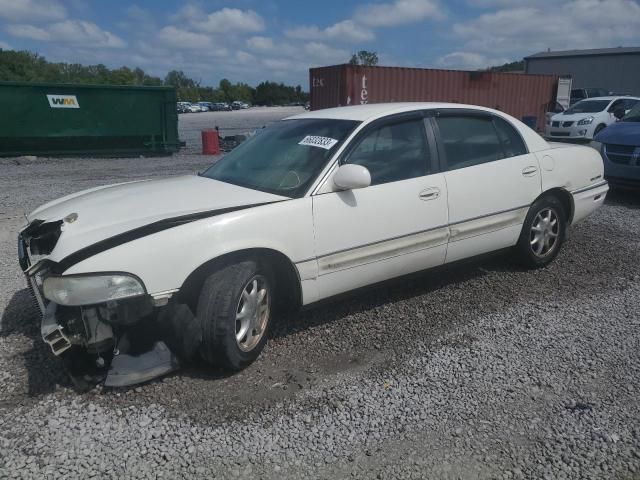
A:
298,135,338,150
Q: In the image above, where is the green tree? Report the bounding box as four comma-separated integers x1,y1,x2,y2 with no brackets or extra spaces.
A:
348,50,379,66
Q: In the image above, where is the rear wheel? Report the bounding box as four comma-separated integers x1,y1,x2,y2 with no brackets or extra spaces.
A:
197,260,272,370
515,195,566,268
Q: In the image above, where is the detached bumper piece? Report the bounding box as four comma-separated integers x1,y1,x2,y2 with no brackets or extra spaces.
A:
105,341,179,387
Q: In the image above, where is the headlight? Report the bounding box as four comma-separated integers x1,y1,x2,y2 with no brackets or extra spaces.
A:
577,116,594,125
43,274,145,306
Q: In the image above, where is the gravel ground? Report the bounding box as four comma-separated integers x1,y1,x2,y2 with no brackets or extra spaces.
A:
178,106,304,154
1,145,640,478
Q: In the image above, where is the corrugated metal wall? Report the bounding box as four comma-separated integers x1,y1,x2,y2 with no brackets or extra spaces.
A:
310,65,560,131
525,53,640,96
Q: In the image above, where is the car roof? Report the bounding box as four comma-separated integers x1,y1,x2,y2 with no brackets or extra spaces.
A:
577,96,639,102
287,102,551,153
287,102,510,122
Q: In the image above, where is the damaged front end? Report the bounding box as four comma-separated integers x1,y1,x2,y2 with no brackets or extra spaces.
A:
19,222,197,390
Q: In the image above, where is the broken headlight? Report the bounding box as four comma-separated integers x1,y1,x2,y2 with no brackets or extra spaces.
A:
43,274,145,306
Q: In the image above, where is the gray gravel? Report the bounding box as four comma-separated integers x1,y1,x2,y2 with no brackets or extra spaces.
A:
1,137,640,478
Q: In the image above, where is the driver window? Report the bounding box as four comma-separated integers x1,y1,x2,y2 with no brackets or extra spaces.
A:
608,99,624,112
343,118,430,186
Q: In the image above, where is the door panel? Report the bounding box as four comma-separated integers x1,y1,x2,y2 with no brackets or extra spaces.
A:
434,113,542,263
312,174,448,301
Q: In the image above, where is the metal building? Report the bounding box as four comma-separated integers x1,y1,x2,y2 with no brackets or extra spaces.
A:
524,47,640,96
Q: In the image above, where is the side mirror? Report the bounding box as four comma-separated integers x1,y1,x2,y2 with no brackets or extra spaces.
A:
613,107,626,120
333,164,371,190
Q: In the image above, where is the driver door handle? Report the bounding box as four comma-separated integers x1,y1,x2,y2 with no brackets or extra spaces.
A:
419,187,440,201
522,166,538,177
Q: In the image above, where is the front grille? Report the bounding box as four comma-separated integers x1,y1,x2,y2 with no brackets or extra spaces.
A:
562,121,574,127
552,121,560,127
605,144,638,166
550,131,570,137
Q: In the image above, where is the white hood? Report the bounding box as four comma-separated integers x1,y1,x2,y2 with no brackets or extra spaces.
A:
26,175,287,262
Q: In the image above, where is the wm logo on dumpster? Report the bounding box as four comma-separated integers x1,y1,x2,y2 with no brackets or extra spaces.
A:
46,94,80,109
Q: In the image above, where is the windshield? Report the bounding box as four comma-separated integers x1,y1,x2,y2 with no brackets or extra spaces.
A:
564,100,610,114
201,118,359,197
623,103,640,122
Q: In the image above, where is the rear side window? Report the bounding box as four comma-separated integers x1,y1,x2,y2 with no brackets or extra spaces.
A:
493,117,527,157
436,116,505,170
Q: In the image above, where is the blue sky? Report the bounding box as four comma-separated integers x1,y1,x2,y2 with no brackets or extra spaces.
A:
1,0,639,87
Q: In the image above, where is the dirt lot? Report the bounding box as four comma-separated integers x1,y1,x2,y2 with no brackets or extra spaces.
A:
1,110,639,479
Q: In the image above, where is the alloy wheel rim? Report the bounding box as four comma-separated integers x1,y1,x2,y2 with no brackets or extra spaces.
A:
530,208,560,258
235,275,270,352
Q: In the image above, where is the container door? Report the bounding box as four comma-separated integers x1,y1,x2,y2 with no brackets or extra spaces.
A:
432,111,542,263
311,113,449,301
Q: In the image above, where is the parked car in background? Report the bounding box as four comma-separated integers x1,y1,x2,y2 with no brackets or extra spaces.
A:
231,101,249,110
545,100,565,126
212,102,232,111
198,102,213,112
187,103,201,113
18,102,608,387
595,101,640,188
570,87,610,105
177,102,190,114
545,96,640,140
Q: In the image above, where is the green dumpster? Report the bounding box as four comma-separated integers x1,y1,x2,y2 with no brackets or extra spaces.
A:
0,82,180,156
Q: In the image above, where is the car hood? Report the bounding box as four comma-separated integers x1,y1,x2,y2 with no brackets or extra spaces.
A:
24,175,288,262
594,121,640,145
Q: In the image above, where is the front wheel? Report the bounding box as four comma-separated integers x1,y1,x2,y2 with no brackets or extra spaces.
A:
197,260,272,370
593,124,606,137
515,196,567,268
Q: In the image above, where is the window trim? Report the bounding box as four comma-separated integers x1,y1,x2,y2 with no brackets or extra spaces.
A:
336,110,439,186
430,109,529,172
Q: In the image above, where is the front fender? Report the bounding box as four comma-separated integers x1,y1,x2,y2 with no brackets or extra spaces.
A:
62,198,316,296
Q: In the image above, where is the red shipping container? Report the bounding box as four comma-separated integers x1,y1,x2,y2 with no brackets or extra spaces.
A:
309,64,561,131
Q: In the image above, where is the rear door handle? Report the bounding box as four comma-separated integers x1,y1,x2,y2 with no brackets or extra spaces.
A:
522,166,538,177
419,187,440,201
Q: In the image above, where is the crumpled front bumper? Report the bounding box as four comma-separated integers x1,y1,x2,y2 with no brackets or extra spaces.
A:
18,235,187,389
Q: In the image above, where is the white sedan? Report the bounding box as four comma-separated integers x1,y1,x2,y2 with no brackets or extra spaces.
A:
546,96,640,140
18,103,608,388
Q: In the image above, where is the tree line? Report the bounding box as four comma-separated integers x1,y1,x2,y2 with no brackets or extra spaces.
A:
0,49,308,106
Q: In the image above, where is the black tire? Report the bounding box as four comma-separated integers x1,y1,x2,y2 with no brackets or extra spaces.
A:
593,124,606,137
197,260,273,370
515,195,567,269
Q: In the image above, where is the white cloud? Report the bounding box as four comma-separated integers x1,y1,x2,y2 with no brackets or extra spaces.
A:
6,24,51,41
246,36,275,52
0,39,12,49
355,0,443,27
157,26,212,50
436,51,509,69
48,20,125,48
303,42,349,64
0,0,66,22
191,7,265,34
286,20,374,43
262,58,292,71
234,50,255,64
6,20,125,48
451,0,640,56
